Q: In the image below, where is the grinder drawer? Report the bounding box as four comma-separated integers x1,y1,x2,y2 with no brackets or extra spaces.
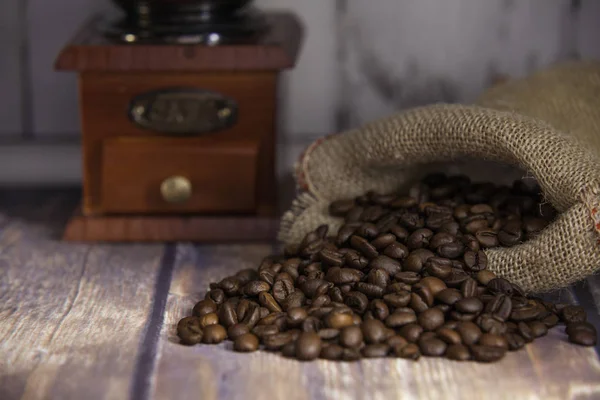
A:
101,138,259,214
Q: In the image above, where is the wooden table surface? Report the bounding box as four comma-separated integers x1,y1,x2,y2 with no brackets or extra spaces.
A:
1,189,600,400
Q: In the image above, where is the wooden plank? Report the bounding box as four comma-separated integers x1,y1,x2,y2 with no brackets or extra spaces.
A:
0,0,24,136
153,244,600,400
0,190,166,399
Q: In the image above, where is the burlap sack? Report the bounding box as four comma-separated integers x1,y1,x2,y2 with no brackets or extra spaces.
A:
278,61,600,294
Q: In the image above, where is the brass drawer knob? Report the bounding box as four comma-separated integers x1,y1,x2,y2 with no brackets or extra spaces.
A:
161,176,192,204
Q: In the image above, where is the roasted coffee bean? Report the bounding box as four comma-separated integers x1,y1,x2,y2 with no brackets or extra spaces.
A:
301,316,321,333
425,259,453,279
198,313,219,328
407,228,434,249
565,321,596,336
419,337,447,357
207,289,225,305
394,343,421,360
383,242,409,259
329,199,356,216
381,291,411,308
356,223,379,239
242,281,271,297
283,291,306,311
450,311,477,322
340,325,363,348
219,277,241,297
487,278,514,295
410,292,430,313
510,303,541,322
569,330,597,347
528,321,548,338
344,291,369,314
436,327,462,345
177,317,204,345
350,235,379,259
387,282,412,293
325,312,355,329
463,250,488,272
236,268,259,285
404,249,435,273
446,344,470,361
418,308,445,331
455,297,484,314
356,282,385,299
362,343,390,358
389,224,410,241
460,279,478,298
561,305,587,324
542,314,560,328
264,332,295,350
202,324,227,344
312,295,331,308
218,301,239,328
361,319,387,344
234,333,259,352
506,333,526,351
296,332,322,361
395,271,421,285
436,288,463,305
362,206,385,222
370,299,390,320
193,299,218,317
471,345,506,362
320,344,344,360
228,323,250,340
326,267,363,284
241,304,261,329
417,276,448,296
477,314,507,335
457,322,481,345
399,324,424,343
476,270,497,286
367,268,390,288
475,230,499,248
385,311,417,328
371,234,397,250
517,322,534,342
479,333,508,349
346,206,365,222
370,256,402,276
318,328,340,340
444,270,470,287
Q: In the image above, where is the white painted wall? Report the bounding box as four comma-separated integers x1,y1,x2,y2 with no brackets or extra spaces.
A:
0,0,599,185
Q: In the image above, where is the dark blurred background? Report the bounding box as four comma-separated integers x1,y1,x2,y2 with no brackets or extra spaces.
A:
0,0,598,187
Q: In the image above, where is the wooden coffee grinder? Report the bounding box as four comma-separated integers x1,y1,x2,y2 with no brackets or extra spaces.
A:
54,0,303,242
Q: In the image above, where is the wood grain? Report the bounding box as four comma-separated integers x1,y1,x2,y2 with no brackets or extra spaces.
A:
0,190,166,400
101,138,259,214
77,71,278,217
54,13,303,72
63,208,279,242
153,244,600,400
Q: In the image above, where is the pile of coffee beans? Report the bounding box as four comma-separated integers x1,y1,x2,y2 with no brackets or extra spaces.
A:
177,174,598,362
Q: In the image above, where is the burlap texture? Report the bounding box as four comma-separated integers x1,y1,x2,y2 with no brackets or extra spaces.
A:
278,61,600,294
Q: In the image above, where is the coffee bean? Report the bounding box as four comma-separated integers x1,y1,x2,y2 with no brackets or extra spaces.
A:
202,324,227,344
455,297,484,314
344,291,369,314
487,278,514,295
475,270,497,286
370,299,390,320
399,324,424,343
506,333,526,351
436,288,463,305
395,272,421,285
475,230,499,248
419,337,447,357
177,317,204,345
371,234,397,250
383,242,409,259
362,343,390,358
460,278,478,298
457,322,481,345
318,328,340,340
425,259,453,279
569,330,597,347
350,235,379,259
436,327,462,345
340,325,363,348
410,292,430,313
296,332,322,361
370,256,402,276
242,281,271,297
471,345,506,362
264,332,295,350
234,333,259,352
380,291,410,309
479,333,508,349
193,299,218,317
444,270,470,287
198,313,219,328
565,321,596,336
325,312,354,329
561,305,587,324
330,199,356,216
477,314,507,335
253,325,280,339
228,323,250,340
385,311,417,328
517,322,534,342
510,303,541,322
542,314,560,328
356,282,385,299
446,344,470,361
326,267,363,284
286,307,308,328
320,344,344,360
301,316,322,333
463,250,488,272
407,228,434,249
404,249,435,273
418,309,445,331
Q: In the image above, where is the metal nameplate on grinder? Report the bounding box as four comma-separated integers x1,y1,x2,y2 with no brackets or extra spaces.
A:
129,88,238,135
